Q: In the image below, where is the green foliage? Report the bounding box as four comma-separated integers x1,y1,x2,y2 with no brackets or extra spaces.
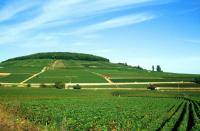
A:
1,88,200,130
73,84,81,89
152,65,155,71
147,84,156,90
194,77,200,84
27,83,31,88
156,65,162,72
54,82,65,89
40,83,47,88
4,52,109,62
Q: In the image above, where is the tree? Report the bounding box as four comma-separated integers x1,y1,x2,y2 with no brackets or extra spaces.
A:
40,83,47,88
194,77,200,84
27,83,31,88
55,82,65,89
152,65,155,71
73,84,81,89
156,65,162,72
147,84,156,90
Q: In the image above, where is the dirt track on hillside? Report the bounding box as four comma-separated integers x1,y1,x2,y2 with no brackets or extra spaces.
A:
0,73,11,76
20,67,47,84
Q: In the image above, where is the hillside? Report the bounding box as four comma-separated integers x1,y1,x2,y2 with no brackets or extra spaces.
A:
0,52,200,84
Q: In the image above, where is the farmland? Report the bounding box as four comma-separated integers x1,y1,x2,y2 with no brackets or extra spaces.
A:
28,69,107,83
0,52,200,130
0,87,200,130
0,54,199,84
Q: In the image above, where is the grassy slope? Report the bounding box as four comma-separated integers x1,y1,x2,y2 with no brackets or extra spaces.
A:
0,59,199,83
0,59,53,83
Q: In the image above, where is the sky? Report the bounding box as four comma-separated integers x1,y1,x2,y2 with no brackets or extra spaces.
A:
0,0,200,74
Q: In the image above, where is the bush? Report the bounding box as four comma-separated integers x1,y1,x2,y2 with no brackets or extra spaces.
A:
27,83,31,88
194,77,200,84
12,84,18,88
55,82,65,89
73,84,81,90
147,84,156,90
40,83,47,88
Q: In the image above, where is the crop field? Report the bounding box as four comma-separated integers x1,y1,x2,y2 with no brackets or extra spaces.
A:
28,69,107,83
0,87,200,130
0,59,199,83
0,74,31,83
90,69,199,82
0,59,53,83
62,60,125,69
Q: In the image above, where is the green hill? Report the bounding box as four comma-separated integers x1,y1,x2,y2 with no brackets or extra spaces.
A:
3,52,109,62
0,52,199,84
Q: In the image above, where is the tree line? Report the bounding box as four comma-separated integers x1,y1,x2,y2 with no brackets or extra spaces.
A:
4,52,110,62
152,65,162,72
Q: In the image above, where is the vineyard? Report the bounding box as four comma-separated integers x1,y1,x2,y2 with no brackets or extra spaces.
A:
0,57,199,83
0,87,200,130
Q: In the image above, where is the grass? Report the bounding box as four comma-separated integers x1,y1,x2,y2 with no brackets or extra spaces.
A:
0,59,53,83
28,69,107,83
0,74,31,83
90,68,199,82
0,59,200,83
0,87,200,130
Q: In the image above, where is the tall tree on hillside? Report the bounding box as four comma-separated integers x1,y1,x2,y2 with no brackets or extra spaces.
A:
156,65,162,72
152,65,155,71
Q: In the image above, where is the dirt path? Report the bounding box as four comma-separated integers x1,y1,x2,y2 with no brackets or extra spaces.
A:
20,67,47,84
1,81,195,87
86,70,113,83
0,73,11,76
156,87,200,90
67,87,147,90
64,82,194,86
0,105,39,131
51,60,65,69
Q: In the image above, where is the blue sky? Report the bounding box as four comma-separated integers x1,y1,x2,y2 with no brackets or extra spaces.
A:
0,0,200,74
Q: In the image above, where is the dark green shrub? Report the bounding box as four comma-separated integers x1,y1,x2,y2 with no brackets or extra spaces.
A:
12,84,18,88
27,83,31,88
40,83,47,88
194,77,200,84
55,82,65,89
147,84,156,90
73,84,81,90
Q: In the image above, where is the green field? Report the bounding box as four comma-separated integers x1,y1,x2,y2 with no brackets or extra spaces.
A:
90,68,198,82
0,53,200,130
0,59,53,83
0,58,199,83
28,69,107,83
0,87,200,130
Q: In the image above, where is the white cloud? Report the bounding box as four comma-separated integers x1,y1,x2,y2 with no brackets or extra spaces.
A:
0,0,157,46
0,0,153,33
73,13,155,34
0,1,37,22
73,42,89,46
